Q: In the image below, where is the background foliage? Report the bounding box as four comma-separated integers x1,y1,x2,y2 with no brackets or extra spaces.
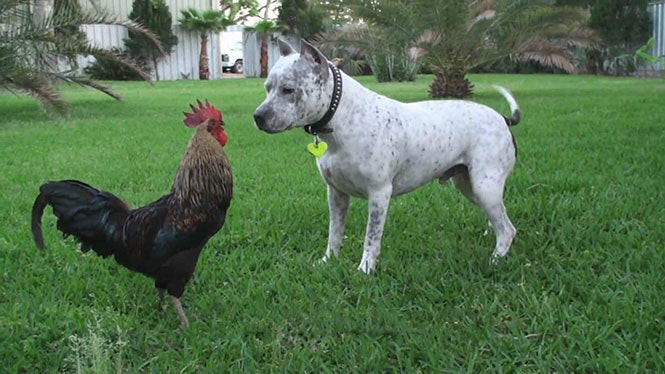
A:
276,0,324,40
310,0,654,82
587,0,653,75
124,0,178,81
316,0,595,97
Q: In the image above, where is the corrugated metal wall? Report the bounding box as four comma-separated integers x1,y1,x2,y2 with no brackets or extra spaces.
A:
81,0,220,80
650,1,665,70
243,32,298,78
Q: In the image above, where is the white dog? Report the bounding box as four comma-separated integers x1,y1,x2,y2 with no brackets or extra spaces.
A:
254,40,521,274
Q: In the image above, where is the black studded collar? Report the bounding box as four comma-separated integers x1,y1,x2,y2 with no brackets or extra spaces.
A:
304,62,342,135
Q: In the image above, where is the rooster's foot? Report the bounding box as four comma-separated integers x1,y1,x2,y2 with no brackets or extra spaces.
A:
170,296,189,329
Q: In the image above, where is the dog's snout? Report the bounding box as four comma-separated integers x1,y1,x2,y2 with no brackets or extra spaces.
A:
253,111,265,129
253,106,276,132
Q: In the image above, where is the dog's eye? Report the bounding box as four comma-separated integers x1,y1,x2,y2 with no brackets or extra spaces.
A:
281,87,295,94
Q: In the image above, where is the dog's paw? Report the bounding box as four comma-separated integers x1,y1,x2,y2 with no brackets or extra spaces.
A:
357,257,376,274
490,251,509,266
483,220,493,236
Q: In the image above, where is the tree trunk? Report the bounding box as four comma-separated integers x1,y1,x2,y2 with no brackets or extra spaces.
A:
152,55,160,81
199,33,210,80
259,0,273,78
260,33,268,78
33,0,53,25
428,72,474,99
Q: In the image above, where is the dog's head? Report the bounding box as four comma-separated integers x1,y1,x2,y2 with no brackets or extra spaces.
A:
253,39,333,133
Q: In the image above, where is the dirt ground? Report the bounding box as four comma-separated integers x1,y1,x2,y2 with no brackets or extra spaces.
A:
221,73,244,79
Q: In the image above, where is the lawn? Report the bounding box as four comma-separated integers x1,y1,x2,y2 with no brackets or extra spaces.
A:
1,74,664,372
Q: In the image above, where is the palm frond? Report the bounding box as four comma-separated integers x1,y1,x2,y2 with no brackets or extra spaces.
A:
512,37,577,73
0,0,162,114
1,66,69,113
0,0,27,18
65,76,122,101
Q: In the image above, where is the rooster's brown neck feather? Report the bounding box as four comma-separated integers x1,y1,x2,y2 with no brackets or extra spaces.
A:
170,124,233,230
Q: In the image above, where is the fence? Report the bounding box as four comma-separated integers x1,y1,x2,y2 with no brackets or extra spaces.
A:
650,1,665,70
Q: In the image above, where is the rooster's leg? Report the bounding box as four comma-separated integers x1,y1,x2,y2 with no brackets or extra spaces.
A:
170,296,189,329
157,289,166,310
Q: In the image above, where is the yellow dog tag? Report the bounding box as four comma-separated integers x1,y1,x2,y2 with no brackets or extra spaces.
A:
307,141,328,158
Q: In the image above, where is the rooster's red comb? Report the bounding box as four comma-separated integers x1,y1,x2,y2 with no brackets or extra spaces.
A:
183,99,223,128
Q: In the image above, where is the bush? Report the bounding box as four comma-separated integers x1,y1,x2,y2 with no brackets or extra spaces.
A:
586,0,652,76
84,48,146,80
471,57,567,74
369,50,418,82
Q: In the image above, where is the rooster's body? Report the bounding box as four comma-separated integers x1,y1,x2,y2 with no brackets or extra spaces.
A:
31,101,232,328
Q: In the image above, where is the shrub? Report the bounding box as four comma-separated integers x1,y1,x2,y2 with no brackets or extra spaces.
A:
84,48,145,80
369,49,418,82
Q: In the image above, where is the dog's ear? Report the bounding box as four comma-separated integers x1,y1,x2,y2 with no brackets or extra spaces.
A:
278,39,295,56
300,39,329,80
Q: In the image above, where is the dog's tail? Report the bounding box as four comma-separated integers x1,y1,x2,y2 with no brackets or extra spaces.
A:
493,85,520,127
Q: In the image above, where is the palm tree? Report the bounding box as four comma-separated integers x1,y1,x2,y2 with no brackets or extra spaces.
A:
179,8,231,80
245,20,282,78
327,0,597,98
0,0,163,113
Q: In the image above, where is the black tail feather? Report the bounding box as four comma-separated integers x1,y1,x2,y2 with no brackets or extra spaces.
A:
31,192,48,250
31,180,130,256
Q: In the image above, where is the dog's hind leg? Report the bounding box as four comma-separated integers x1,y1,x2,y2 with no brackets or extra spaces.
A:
468,169,516,261
322,185,350,263
358,185,392,274
448,166,477,205
450,170,492,234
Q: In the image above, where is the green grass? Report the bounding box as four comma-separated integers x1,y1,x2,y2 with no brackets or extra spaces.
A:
1,74,665,372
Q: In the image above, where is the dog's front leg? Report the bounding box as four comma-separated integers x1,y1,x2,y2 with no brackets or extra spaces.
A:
358,186,392,274
322,185,350,263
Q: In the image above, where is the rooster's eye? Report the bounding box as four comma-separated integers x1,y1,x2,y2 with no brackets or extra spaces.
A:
281,87,294,95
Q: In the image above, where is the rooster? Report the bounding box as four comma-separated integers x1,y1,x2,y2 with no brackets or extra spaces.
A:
31,100,232,329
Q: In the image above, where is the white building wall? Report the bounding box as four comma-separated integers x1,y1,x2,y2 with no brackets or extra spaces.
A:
650,1,665,70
